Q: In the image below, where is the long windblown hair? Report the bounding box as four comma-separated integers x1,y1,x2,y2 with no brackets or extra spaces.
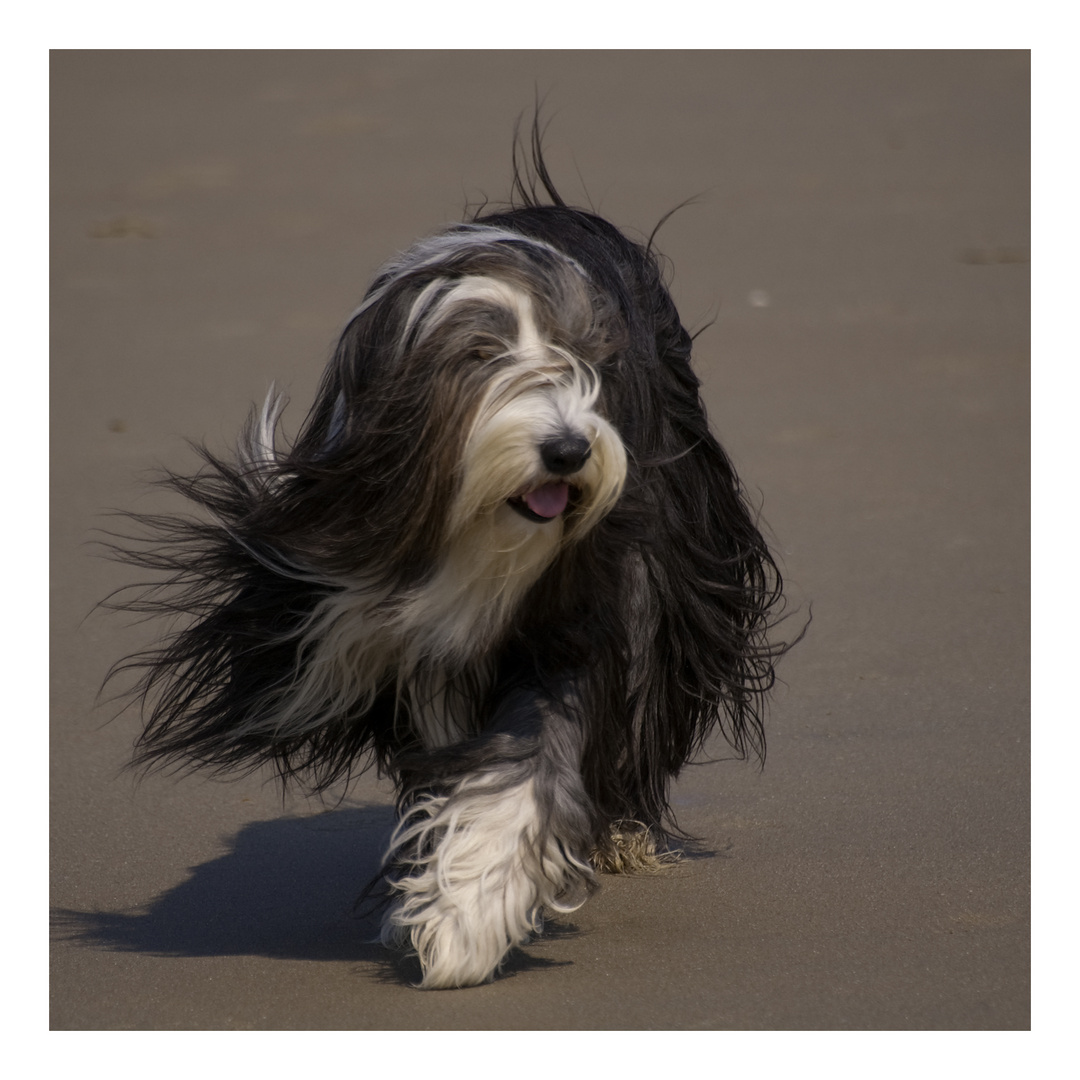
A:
105,133,792,988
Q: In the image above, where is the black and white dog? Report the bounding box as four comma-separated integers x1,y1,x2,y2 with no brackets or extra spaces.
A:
110,140,789,989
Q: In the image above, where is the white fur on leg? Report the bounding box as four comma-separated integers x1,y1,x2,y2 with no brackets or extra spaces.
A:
381,773,593,989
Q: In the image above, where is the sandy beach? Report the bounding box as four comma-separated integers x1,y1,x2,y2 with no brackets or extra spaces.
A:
50,50,1029,1029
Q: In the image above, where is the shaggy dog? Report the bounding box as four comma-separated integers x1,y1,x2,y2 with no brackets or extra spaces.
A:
109,138,789,989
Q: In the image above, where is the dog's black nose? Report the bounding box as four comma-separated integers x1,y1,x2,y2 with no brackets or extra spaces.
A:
541,434,591,475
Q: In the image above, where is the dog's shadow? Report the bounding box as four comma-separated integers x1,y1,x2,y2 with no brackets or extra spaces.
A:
54,804,397,966
52,803,582,984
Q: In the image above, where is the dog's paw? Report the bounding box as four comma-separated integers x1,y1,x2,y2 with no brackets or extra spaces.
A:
380,780,592,989
591,820,679,875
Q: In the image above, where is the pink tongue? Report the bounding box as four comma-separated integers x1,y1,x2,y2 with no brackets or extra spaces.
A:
524,482,570,518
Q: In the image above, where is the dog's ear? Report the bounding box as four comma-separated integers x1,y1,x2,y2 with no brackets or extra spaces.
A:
608,304,788,822
646,428,781,752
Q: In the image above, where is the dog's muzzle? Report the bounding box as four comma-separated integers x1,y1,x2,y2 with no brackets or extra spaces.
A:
508,434,591,523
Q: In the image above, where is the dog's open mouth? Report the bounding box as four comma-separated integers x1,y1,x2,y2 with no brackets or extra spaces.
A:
508,482,572,523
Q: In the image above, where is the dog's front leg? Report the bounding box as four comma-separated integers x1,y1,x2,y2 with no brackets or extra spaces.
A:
380,688,596,989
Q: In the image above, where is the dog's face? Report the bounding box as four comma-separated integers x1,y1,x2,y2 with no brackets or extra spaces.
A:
440,274,627,542
290,228,629,663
